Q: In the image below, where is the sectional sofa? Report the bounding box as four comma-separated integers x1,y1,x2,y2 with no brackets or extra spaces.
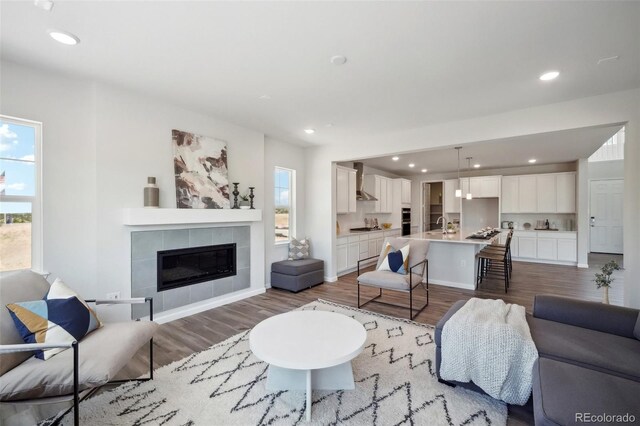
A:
435,295,640,425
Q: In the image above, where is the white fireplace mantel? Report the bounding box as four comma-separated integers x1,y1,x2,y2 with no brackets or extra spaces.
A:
122,208,262,226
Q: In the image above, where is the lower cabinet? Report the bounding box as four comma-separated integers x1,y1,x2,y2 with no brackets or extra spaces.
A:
518,236,537,259
511,231,577,264
336,229,401,275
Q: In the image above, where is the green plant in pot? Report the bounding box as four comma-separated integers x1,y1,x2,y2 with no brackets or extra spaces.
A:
239,193,250,209
594,260,620,304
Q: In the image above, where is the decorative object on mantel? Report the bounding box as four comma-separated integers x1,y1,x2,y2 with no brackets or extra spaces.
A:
172,129,230,209
594,259,621,304
249,187,255,209
143,177,159,208
239,193,250,209
232,183,240,209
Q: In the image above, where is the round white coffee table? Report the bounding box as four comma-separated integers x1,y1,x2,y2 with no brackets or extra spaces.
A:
249,310,367,421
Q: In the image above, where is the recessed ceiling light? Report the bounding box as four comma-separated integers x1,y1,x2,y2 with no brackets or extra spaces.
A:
473,164,481,168
539,71,559,81
330,55,347,66
304,128,315,135
408,163,415,168
421,169,427,173
49,30,80,45
528,159,537,163
392,156,399,161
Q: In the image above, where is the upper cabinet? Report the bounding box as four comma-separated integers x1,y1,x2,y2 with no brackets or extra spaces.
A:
400,179,412,205
336,166,357,214
501,172,576,213
471,176,501,198
444,179,460,213
460,176,500,198
364,175,393,213
556,173,576,213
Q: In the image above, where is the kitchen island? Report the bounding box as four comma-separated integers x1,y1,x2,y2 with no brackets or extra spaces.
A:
405,229,502,290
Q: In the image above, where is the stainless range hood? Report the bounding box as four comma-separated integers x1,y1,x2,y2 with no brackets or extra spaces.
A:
353,162,378,201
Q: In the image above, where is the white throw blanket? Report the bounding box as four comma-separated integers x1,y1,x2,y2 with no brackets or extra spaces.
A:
440,298,538,405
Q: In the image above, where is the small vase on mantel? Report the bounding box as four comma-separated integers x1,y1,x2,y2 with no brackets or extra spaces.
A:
144,177,159,208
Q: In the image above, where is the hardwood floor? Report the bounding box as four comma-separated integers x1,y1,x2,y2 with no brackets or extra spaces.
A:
111,253,624,426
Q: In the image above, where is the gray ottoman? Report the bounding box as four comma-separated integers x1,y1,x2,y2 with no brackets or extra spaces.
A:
271,258,324,292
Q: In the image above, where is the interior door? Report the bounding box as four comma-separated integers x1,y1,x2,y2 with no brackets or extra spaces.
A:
590,179,623,254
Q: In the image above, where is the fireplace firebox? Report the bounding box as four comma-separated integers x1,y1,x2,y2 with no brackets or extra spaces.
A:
157,243,236,292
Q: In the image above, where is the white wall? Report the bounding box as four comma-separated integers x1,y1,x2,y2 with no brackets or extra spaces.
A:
1,61,267,319
588,160,624,180
264,137,306,285
305,88,640,307
460,198,499,229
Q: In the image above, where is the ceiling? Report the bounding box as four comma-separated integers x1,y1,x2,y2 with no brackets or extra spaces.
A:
360,124,624,176
1,2,639,147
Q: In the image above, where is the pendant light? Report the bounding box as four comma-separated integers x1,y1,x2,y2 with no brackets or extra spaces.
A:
455,147,462,197
466,157,473,200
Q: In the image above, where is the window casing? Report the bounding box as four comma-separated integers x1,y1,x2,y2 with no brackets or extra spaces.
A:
0,115,42,272
274,167,295,244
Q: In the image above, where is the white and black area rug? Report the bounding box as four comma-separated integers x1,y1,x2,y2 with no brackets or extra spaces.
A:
57,300,507,425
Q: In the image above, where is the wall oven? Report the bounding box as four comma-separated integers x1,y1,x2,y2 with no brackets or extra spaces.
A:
401,208,411,236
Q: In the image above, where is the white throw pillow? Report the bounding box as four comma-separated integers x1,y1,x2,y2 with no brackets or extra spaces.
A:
377,243,410,274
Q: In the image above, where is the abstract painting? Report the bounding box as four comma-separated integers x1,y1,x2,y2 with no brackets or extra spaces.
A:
172,129,230,209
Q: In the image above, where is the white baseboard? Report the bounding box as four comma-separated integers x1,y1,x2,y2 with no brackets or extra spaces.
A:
145,287,266,324
578,263,589,268
428,279,475,290
324,275,338,282
513,257,579,267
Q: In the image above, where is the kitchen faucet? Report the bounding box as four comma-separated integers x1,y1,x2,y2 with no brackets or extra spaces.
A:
436,216,448,234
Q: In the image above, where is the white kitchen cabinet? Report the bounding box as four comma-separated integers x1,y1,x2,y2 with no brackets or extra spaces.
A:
359,241,369,260
501,172,575,214
460,178,470,197
400,179,412,204
336,166,356,214
556,173,576,213
518,236,537,258
368,239,378,258
518,176,538,212
501,176,519,213
557,238,577,262
347,242,360,269
336,244,348,272
537,237,558,260
364,175,393,213
536,174,557,213
444,179,460,213
469,176,500,198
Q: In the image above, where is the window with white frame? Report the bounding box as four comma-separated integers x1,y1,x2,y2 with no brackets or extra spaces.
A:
0,116,42,272
589,127,625,162
274,167,295,243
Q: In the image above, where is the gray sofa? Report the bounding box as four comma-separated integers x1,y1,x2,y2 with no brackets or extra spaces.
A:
436,295,640,425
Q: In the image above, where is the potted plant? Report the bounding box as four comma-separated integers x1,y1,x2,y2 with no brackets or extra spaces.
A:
239,193,251,209
594,260,620,304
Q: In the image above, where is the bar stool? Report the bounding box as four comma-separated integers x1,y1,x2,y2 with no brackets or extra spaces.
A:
481,229,513,277
476,231,512,293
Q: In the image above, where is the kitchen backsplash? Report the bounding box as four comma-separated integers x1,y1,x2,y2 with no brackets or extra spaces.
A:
337,210,393,232
501,213,576,231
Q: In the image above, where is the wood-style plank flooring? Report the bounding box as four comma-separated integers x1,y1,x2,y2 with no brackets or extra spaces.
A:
117,253,623,426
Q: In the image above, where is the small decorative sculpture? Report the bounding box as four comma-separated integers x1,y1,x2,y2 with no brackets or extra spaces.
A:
249,187,255,209
232,183,240,209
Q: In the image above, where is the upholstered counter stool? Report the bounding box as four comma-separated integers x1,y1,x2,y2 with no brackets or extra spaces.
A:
271,259,324,293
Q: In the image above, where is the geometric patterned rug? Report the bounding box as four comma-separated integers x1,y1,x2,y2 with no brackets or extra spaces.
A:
55,299,507,425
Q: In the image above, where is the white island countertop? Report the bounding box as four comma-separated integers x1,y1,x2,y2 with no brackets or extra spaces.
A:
405,229,502,245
